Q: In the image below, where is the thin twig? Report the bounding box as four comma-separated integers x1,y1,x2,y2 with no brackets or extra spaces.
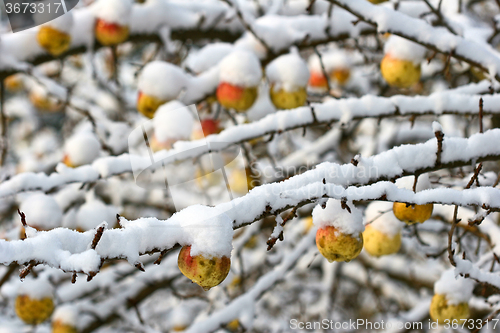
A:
435,128,444,166
422,0,458,35
0,79,6,166
90,225,106,250
479,97,484,133
448,205,460,266
313,47,332,94
221,0,271,52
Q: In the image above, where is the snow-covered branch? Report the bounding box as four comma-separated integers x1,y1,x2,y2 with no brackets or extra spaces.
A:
3,128,500,275
0,0,377,76
0,91,498,198
328,0,500,80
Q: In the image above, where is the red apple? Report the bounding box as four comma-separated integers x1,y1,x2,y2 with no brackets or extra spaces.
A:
308,71,328,89
178,245,231,290
95,18,130,46
216,82,258,112
193,119,221,140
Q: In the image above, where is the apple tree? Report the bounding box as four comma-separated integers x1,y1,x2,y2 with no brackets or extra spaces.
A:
1,0,500,332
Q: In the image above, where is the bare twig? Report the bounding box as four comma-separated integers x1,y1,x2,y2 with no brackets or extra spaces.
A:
0,79,6,166
91,225,106,250
435,128,444,166
267,206,299,251
221,0,271,52
17,209,27,228
447,205,460,266
422,0,458,35
479,97,484,133
313,47,332,94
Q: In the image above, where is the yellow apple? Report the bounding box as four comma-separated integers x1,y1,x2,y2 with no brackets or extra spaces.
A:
52,320,78,333
137,91,167,119
216,82,258,112
363,224,401,257
304,216,314,233
227,319,240,332
471,66,487,81
243,234,259,249
148,134,177,152
29,90,62,113
195,167,223,190
429,294,470,325
37,26,71,56
380,54,421,88
331,68,351,85
316,226,363,262
4,74,24,93
15,295,54,325
95,18,129,46
178,245,231,290
270,85,307,110
393,202,433,225
228,168,257,195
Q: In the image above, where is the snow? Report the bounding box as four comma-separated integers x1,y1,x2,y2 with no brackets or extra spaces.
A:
153,101,195,143
114,204,233,259
76,199,119,231
432,121,443,133
395,174,431,192
219,50,262,87
170,205,233,258
91,0,133,26
52,304,78,325
185,43,234,74
434,269,474,305
266,52,310,92
364,201,402,237
138,61,189,101
308,50,351,73
335,0,500,78
234,32,267,59
19,193,63,230
64,132,101,167
2,92,500,202
16,277,54,299
184,225,316,333
312,199,364,236
38,12,74,32
384,35,427,64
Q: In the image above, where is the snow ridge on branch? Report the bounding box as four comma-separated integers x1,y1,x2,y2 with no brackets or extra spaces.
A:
0,91,498,198
3,129,500,275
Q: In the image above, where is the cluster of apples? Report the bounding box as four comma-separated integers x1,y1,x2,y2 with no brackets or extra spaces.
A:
313,176,434,264
35,0,132,58
307,51,352,91
136,50,314,122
